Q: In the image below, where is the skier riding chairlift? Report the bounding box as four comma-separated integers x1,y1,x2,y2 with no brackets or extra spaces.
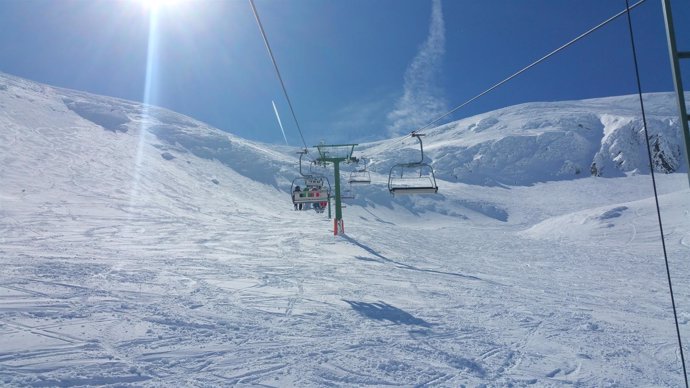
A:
293,185,303,210
311,186,326,213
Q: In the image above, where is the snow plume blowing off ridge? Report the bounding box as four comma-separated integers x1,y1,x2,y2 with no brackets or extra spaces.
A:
387,0,448,137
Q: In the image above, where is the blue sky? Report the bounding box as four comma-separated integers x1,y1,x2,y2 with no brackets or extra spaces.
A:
0,0,685,145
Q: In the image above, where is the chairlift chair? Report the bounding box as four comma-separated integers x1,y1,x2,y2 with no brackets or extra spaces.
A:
309,159,329,175
291,176,330,205
348,157,371,185
341,181,356,200
291,149,330,210
388,133,439,196
341,190,355,201
348,169,371,185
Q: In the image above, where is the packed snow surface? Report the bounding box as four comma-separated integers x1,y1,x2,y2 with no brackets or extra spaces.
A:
1,72,689,386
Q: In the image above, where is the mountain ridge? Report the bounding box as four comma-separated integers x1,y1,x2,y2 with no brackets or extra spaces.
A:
2,71,685,194
363,92,684,187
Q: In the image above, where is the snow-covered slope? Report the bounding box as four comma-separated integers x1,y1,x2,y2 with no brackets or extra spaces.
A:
1,73,298,190
361,93,686,187
1,72,690,387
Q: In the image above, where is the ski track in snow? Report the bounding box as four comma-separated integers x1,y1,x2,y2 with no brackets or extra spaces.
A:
2,193,687,386
0,73,689,386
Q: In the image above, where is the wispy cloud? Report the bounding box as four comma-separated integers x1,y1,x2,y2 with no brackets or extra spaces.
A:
323,90,397,143
387,0,447,137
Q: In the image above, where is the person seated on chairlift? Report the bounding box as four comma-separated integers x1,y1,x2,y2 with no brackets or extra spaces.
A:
311,187,322,211
305,186,320,210
314,187,327,209
293,185,302,210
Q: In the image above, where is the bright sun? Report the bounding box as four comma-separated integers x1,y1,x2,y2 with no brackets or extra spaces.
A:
137,0,183,10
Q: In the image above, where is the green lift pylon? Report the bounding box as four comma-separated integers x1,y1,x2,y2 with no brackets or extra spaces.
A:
662,0,690,187
314,143,357,235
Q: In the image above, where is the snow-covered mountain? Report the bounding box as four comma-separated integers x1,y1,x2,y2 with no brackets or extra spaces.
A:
2,72,689,386
3,70,685,197
362,93,686,187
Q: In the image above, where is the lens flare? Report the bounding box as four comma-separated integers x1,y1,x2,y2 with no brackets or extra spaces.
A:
128,0,162,212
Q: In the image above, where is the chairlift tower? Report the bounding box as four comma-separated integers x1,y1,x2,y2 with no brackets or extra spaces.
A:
662,0,690,186
314,143,357,235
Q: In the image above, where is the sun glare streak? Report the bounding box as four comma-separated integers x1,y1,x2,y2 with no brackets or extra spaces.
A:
126,0,201,214
129,6,161,210
143,9,160,109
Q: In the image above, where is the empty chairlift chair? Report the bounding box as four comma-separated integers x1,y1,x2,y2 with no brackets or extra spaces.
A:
348,158,371,185
341,181,356,200
388,133,439,195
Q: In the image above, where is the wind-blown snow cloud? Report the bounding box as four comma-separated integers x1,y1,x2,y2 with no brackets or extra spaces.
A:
387,0,448,137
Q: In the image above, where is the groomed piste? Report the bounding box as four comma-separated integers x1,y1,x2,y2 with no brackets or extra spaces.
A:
1,72,689,386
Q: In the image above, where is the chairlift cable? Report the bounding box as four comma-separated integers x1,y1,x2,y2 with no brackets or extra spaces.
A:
249,0,309,151
624,1,688,385
365,0,649,161
409,0,648,135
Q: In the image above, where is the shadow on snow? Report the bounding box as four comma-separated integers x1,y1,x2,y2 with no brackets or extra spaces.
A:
343,300,432,327
342,235,495,284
